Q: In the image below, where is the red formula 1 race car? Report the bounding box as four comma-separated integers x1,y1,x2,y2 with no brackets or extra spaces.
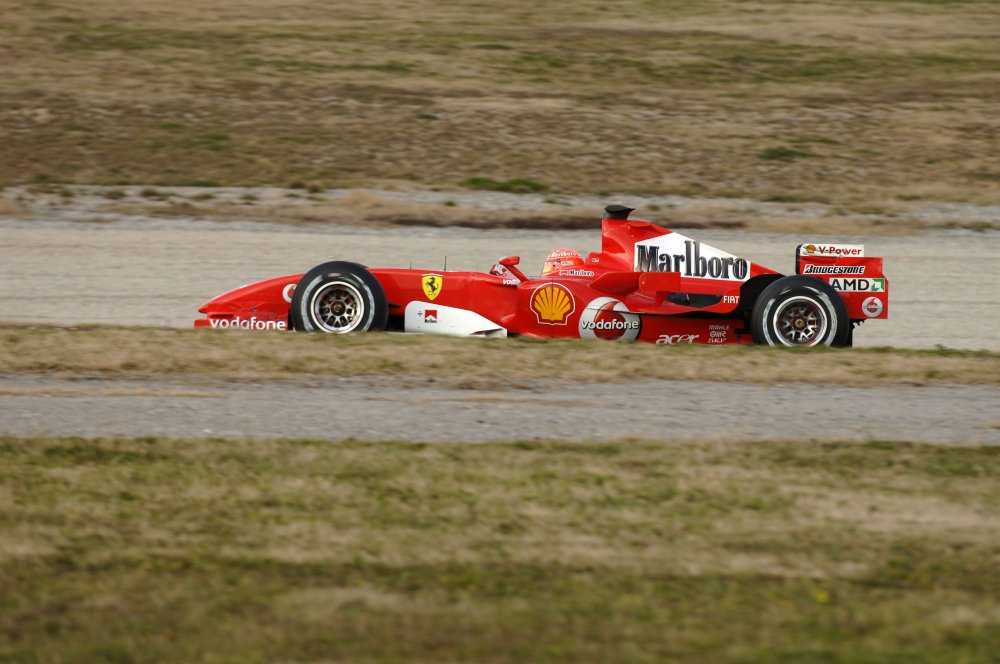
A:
195,205,889,347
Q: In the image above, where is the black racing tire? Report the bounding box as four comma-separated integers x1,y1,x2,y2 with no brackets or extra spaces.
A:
289,261,388,333
751,275,850,347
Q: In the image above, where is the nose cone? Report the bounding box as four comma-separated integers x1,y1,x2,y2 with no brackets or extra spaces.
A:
198,289,238,314
197,275,296,315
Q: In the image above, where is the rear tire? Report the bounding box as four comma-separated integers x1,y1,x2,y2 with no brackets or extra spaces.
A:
290,262,388,333
751,276,849,347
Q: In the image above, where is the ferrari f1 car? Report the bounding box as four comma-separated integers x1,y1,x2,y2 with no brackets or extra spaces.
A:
195,205,889,347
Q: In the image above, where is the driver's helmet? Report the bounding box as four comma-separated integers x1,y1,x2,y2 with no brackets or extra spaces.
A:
542,248,584,276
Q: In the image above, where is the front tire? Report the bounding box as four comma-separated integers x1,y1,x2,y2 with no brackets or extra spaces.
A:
751,276,850,347
290,262,388,333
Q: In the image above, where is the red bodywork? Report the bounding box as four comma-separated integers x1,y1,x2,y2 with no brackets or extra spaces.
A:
195,215,889,344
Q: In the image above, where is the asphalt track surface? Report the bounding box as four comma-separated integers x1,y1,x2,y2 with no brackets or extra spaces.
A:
1,216,998,443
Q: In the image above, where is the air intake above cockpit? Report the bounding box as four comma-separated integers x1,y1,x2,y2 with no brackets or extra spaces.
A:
603,204,634,220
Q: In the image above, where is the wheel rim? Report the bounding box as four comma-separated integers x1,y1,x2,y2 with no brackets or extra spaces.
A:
772,296,828,346
309,281,365,333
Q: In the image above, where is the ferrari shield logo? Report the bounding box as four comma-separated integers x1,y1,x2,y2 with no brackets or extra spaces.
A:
422,274,443,301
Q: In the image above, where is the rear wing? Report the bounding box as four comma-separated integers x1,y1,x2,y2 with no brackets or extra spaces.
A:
796,243,888,320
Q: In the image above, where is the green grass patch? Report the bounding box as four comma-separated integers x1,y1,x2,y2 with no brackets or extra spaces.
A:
181,132,232,152
0,436,997,662
759,146,814,162
460,177,549,193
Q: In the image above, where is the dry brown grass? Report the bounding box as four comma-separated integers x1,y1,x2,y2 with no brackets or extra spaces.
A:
115,189,601,230
1,435,998,662
0,323,996,386
1,0,998,214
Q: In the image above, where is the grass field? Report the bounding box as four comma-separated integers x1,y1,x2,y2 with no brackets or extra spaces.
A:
2,0,999,211
1,324,998,386
1,436,998,662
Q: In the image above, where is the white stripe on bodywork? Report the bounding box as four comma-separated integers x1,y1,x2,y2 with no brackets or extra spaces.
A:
404,302,507,337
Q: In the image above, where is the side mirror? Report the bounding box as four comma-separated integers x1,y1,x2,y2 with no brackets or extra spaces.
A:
498,256,528,282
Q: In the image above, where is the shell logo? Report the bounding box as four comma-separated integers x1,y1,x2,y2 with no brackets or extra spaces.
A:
530,284,575,325
805,244,817,254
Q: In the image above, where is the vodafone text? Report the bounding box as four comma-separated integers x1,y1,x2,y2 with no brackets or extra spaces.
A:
209,316,287,331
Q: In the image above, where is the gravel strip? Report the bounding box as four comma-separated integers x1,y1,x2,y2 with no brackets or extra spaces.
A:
2,375,996,445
